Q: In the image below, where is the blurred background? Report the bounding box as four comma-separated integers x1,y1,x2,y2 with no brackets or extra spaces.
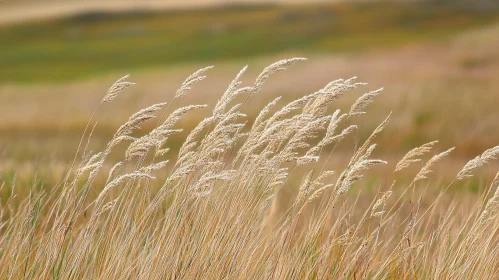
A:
1,0,499,187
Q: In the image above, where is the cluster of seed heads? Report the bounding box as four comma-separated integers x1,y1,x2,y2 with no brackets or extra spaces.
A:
5,58,499,279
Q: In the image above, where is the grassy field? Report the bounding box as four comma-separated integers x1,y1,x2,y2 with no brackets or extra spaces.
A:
1,2,499,169
2,2,499,277
1,2,499,83
2,21,499,162
2,58,499,278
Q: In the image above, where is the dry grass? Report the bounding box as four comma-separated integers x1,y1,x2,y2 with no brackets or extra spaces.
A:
1,59,499,279
3,20,499,164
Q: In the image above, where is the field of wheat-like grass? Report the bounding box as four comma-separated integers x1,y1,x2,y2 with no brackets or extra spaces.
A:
1,59,499,279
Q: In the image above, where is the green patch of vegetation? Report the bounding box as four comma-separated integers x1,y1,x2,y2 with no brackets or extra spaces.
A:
414,111,434,128
0,2,498,83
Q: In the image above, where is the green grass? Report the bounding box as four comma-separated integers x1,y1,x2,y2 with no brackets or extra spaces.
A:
1,2,498,83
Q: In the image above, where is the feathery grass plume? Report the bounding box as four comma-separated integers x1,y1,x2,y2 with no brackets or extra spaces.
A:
308,183,335,202
150,104,208,150
76,159,103,178
189,169,236,195
326,110,347,134
414,147,455,181
159,104,208,132
155,147,170,157
296,171,314,203
177,116,216,158
139,160,169,174
250,57,307,95
175,66,213,98
126,105,206,160
300,110,346,160
457,146,499,180
102,74,135,103
252,97,282,132
372,190,392,217
337,144,387,195
303,77,363,117
326,109,342,132
265,167,289,191
279,115,330,163
350,113,391,164
296,155,320,166
213,104,246,128
349,88,383,117
212,66,251,117
305,77,366,114
97,198,119,216
97,172,155,201
266,93,317,127
395,140,439,172
68,74,134,187
106,161,123,183
114,102,167,138
299,170,336,202
317,170,336,182
80,152,103,170
477,172,499,224
491,172,499,192
339,159,387,195
300,123,356,164
241,114,308,161
240,93,321,160
236,99,309,161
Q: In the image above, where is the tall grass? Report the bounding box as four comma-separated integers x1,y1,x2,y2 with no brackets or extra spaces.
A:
1,59,499,279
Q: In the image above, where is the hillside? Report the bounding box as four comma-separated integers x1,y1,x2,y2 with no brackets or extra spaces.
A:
2,0,497,25
0,0,337,25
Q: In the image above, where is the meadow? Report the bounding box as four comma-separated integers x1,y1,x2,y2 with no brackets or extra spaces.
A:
1,2,499,83
1,1,499,201
1,2,499,278
1,58,499,278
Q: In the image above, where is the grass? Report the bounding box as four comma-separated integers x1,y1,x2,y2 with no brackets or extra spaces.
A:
1,2,499,83
1,59,499,278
